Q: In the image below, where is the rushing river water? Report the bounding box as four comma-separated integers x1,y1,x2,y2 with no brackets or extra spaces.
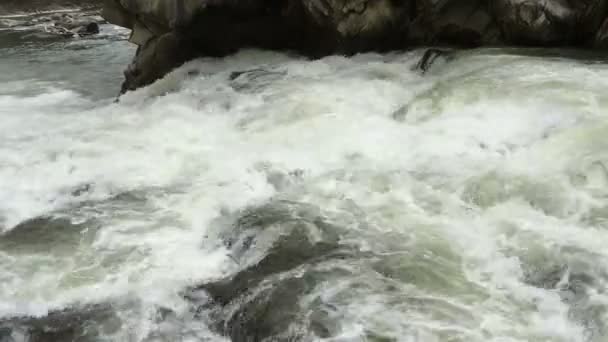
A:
2,8,608,342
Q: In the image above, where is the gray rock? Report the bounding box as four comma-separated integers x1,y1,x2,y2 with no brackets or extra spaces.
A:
76,22,100,35
103,0,608,93
597,18,608,48
120,31,193,93
414,48,454,74
187,201,353,341
491,0,608,45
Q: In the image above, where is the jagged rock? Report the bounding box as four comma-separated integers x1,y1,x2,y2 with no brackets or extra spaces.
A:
491,0,608,45
76,21,100,35
102,0,608,92
414,48,454,74
228,68,287,93
120,31,193,93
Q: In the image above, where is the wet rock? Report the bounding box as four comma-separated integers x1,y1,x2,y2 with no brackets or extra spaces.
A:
0,304,120,342
108,0,413,91
103,0,608,92
413,0,499,45
51,13,104,38
189,201,352,341
120,32,193,93
78,22,100,35
44,26,76,38
218,271,340,342
70,183,94,197
392,105,409,122
199,201,343,305
491,0,608,45
414,48,454,74
228,68,287,93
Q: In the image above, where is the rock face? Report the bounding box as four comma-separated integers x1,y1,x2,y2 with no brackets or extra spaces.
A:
102,0,608,92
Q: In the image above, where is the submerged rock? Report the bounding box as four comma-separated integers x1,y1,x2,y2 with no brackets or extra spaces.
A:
188,201,353,341
0,216,93,253
414,48,454,74
0,304,120,342
228,68,287,93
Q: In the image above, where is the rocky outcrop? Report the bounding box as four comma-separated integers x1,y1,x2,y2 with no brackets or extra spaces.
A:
102,0,608,92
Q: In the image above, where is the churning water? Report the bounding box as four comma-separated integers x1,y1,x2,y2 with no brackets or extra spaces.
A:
1,11,608,342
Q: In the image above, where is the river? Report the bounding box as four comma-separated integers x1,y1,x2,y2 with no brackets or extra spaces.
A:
1,7,608,342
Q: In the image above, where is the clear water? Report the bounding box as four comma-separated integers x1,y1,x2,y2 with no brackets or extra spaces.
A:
1,10,608,342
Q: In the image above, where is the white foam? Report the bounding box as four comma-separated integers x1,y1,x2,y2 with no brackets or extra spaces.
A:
1,49,608,341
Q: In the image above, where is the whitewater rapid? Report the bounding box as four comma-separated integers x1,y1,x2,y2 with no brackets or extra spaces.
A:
1,21,608,342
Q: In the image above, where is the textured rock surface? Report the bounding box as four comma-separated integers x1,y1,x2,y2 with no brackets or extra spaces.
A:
102,0,608,92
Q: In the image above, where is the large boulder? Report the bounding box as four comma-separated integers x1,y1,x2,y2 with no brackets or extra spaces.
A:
491,0,608,45
120,31,194,93
103,0,608,93
114,0,414,91
412,0,499,45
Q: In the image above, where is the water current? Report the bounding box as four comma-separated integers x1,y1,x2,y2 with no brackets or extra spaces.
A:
1,8,608,342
